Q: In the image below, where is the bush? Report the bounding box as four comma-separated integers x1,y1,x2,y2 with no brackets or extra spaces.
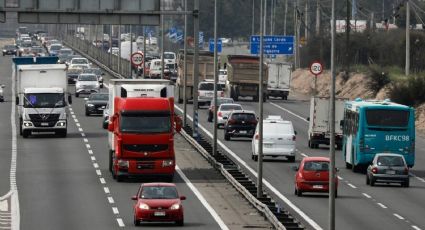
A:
389,75,425,107
366,65,391,93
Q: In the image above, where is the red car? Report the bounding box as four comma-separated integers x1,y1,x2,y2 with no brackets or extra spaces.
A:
132,183,185,226
293,157,339,197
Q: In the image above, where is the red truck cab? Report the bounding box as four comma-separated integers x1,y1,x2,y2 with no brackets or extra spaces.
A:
108,96,181,182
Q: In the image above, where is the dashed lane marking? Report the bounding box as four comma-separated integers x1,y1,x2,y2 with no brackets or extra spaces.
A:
104,187,110,194
394,213,405,220
99,178,106,184
362,193,372,199
112,207,119,214
107,197,114,204
116,218,125,227
377,203,388,209
347,183,357,189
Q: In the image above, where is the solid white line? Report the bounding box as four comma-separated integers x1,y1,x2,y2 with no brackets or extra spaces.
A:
301,153,308,157
100,178,106,184
10,65,20,230
377,203,387,209
96,170,102,176
362,193,371,199
175,105,323,230
93,163,99,169
412,225,422,230
393,213,405,220
116,218,125,227
88,150,93,155
112,207,119,214
104,187,110,194
108,197,115,204
347,183,357,189
270,102,309,123
176,166,229,230
91,156,96,161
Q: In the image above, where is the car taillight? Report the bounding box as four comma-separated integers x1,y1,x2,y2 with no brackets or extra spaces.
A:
404,167,409,175
218,112,222,117
254,134,259,140
249,120,258,125
220,91,224,97
292,135,296,141
227,119,236,125
372,167,378,174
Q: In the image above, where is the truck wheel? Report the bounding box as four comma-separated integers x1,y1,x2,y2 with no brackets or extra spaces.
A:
57,129,67,138
75,93,79,98
253,96,258,102
19,119,23,136
109,150,113,172
224,133,231,141
85,109,90,116
22,130,30,138
287,156,295,162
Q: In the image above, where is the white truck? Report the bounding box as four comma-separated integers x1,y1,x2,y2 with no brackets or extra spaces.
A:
307,96,347,149
16,64,72,138
266,62,292,100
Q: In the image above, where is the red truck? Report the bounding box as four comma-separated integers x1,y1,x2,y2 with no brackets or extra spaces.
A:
106,79,181,182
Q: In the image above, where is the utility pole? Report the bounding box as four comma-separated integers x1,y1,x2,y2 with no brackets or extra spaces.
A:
130,25,133,78
264,0,268,35
382,0,385,21
284,0,288,36
109,24,112,68
329,0,336,229
257,0,265,199
213,0,218,157
142,26,146,79
183,0,188,127
252,0,255,35
294,0,300,68
370,12,374,31
406,0,410,76
193,0,200,140
345,0,350,78
316,0,321,36
305,1,308,42
161,13,165,79
118,25,121,75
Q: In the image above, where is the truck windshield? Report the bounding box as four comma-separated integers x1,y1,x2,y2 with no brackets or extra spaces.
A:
24,93,65,108
366,109,409,127
120,114,171,133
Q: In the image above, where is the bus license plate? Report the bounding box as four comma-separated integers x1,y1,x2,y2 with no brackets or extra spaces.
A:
154,211,166,217
386,170,396,175
313,185,323,189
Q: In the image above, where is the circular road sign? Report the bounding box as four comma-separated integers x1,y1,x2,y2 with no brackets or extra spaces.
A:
310,61,323,76
131,52,144,67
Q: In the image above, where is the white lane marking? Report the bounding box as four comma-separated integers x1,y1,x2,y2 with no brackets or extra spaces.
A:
10,65,20,230
347,183,357,189
0,200,8,212
88,150,93,155
76,123,81,127
86,144,91,149
394,213,405,220
412,225,422,230
176,166,229,230
410,173,425,183
175,105,322,230
112,207,119,214
107,197,115,204
100,178,106,184
337,176,343,180
93,163,99,168
104,187,110,194
74,119,79,123
72,115,76,119
116,218,125,227
69,108,73,111
83,138,88,143
96,170,102,176
377,203,387,209
78,127,83,132
301,153,308,157
91,156,96,161
270,102,308,123
362,193,372,199
81,133,86,137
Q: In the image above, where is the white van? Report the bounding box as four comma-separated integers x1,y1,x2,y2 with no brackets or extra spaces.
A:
251,116,296,162
149,59,162,79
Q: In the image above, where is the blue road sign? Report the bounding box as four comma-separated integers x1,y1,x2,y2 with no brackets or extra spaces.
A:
199,32,204,47
250,35,294,55
209,39,222,53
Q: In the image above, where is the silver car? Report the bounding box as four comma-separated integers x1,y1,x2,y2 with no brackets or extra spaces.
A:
217,103,243,128
75,74,100,97
366,153,410,187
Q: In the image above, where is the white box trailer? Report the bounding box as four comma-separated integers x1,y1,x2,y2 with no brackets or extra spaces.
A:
266,62,292,100
307,96,347,149
17,64,71,138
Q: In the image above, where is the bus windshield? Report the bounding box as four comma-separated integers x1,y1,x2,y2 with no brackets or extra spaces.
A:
366,109,409,127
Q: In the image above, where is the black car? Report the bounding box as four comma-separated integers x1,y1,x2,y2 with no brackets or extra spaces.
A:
67,68,83,84
83,68,105,88
224,110,258,141
3,45,17,56
85,93,109,116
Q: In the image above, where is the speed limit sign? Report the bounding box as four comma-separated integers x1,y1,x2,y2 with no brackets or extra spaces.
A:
131,52,144,67
310,61,323,76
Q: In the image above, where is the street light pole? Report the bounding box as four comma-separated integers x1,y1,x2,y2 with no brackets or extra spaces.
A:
252,0,255,35
161,13,165,79
143,26,146,79
213,0,218,157
183,0,188,127
329,0,336,228
193,0,200,140
406,0,410,76
257,0,265,199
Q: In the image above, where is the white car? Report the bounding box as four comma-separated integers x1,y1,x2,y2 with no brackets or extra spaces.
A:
251,116,296,162
149,59,162,79
217,103,243,127
163,52,176,64
218,69,227,83
75,74,100,97
69,57,91,69
198,81,225,107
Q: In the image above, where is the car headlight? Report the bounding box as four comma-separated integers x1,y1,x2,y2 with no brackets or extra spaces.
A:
23,122,33,127
2,50,6,52
87,104,94,107
139,203,150,210
56,121,66,127
170,203,180,210
162,159,174,167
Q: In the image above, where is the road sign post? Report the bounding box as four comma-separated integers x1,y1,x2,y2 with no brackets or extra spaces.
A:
310,61,323,96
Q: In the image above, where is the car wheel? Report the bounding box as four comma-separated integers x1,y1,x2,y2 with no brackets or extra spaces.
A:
85,109,90,116
116,175,124,182
366,175,370,185
294,188,298,195
297,189,302,197
134,216,141,226
224,133,230,141
165,174,174,182
335,189,338,198
287,156,295,162
108,150,113,172
370,176,375,186
402,179,410,187
207,112,212,122
308,140,312,148
253,154,258,162
345,162,352,169
75,93,79,97
22,130,30,138
175,219,184,226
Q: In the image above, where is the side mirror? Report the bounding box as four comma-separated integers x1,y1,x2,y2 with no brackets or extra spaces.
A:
68,95,72,104
174,115,182,132
223,116,228,120
294,131,297,135
306,117,310,121
108,122,114,132
131,195,137,201
335,168,340,172
291,166,299,171
103,117,109,129
180,196,186,200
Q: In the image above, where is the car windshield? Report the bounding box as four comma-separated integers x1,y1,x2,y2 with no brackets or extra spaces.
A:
140,186,178,199
366,109,409,127
50,45,62,51
120,113,170,133
68,68,82,74
23,93,64,108
264,123,293,134
199,83,224,91
231,113,256,121
5,45,16,49
59,50,72,55
72,59,88,64
166,63,176,69
164,53,175,59
78,75,97,81
219,70,227,75
376,156,405,167
84,69,102,75
89,94,108,101
22,42,32,47
303,161,329,171
220,104,242,111
214,98,234,105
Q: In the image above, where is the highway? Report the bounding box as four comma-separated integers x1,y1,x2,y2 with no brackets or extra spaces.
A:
0,52,272,229
177,95,425,230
